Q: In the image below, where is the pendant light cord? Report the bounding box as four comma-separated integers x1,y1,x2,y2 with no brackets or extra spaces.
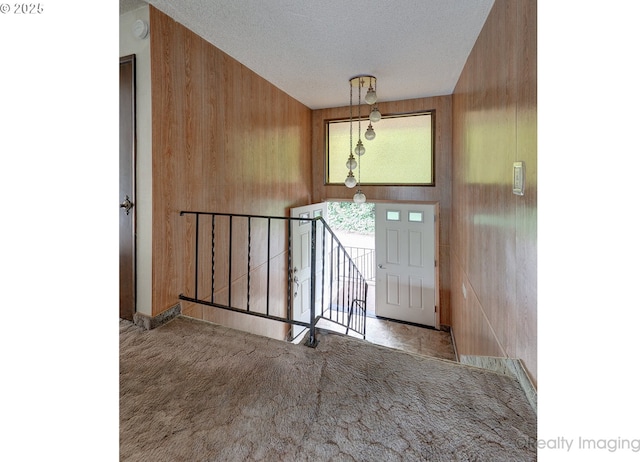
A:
358,79,362,187
349,84,353,161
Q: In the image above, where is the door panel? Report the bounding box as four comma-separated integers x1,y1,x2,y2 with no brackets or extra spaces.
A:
386,275,400,305
409,276,424,307
375,203,436,327
120,55,136,320
387,229,400,264
409,231,423,266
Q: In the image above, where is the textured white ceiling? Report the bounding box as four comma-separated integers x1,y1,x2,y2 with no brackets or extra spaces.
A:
120,0,147,15
121,0,495,109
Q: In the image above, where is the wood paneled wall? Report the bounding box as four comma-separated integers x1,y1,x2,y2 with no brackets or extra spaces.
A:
146,2,535,374
451,0,537,386
311,96,453,325
149,7,312,339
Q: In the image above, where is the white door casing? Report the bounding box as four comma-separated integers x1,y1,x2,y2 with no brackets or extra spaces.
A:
290,203,328,339
375,203,437,327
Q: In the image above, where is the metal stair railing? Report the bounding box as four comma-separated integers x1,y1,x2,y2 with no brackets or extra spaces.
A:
179,211,367,346
320,224,368,338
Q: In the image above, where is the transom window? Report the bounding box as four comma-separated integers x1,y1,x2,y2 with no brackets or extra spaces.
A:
325,111,434,186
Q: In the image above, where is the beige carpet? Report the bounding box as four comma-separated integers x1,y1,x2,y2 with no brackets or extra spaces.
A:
120,316,536,461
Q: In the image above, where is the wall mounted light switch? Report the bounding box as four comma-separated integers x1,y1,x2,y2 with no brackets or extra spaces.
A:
513,161,525,196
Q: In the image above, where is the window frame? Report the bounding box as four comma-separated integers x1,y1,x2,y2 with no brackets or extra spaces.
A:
324,109,436,187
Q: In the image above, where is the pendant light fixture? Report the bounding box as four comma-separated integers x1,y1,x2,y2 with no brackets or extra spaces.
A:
344,75,378,203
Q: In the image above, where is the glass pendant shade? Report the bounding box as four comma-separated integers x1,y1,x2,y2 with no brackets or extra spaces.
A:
346,156,357,170
345,172,357,188
370,107,381,123
364,123,376,140
364,88,377,105
354,140,366,156
353,190,366,204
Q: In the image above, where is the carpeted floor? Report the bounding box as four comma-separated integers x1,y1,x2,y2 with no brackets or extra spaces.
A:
120,316,536,461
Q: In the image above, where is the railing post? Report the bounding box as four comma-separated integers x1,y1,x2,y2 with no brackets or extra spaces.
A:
247,216,251,312
195,213,200,300
287,219,292,338
266,218,271,317
306,218,318,347
228,215,233,306
211,214,215,304
363,281,367,339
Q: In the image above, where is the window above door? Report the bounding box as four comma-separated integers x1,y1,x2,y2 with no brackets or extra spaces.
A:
325,111,435,186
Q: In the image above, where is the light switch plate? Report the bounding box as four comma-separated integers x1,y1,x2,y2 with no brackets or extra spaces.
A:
513,161,525,196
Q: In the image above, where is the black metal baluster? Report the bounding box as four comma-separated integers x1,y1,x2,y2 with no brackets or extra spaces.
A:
336,248,349,324
247,216,251,312
347,261,353,331
211,214,215,303
195,213,200,300
266,218,271,317
337,246,341,323
320,220,326,318
307,218,317,347
359,278,364,332
329,235,338,319
287,219,292,325
363,281,367,339
344,251,349,326
359,275,362,330
228,215,233,306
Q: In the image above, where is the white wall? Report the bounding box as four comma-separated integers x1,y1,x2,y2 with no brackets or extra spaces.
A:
120,6,152,316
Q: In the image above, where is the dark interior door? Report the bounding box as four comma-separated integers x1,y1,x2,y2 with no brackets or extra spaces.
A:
120,55,136,320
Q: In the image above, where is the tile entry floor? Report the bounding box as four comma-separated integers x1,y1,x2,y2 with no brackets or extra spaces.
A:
314,315,457,362
313,282,457,362
294,283,456,362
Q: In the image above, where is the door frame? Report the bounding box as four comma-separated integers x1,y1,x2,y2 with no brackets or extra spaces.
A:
120,54,136,320
289,202,328,340
374,201,440,329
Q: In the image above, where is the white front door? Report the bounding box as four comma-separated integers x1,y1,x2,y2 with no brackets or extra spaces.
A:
290,202,327,339
375,203,437,327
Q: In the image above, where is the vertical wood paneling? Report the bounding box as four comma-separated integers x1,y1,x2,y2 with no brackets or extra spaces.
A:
451,0,537,386
150,7,312,339
514,0,537,386
311,96,453,325
147,3,534,365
